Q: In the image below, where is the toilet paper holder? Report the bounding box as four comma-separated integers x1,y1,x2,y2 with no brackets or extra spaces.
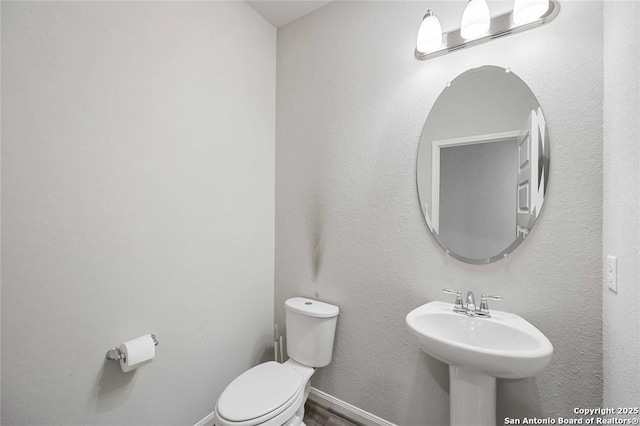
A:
106,334,159,362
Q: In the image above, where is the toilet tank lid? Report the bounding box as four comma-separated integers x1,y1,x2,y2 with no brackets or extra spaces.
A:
285,297,339,318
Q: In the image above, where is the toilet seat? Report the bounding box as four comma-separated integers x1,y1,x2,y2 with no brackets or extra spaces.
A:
214,362,305,426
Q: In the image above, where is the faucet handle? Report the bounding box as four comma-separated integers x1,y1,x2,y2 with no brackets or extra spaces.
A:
443,289,466,313
479,295,502,317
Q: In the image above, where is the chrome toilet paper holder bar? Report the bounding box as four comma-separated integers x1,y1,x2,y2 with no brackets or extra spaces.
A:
105,334,159,362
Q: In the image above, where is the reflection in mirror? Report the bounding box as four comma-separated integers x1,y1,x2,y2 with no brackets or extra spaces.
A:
417,66,549,264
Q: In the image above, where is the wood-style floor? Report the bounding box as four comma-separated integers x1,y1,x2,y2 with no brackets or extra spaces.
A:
303,399,362,426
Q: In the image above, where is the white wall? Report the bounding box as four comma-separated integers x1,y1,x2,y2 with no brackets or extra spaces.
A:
276,1,603,424
1,2,275,424
603,0,640,408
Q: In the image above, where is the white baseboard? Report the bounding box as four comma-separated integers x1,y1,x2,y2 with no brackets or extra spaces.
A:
194,410,216,426
194,387,396,426
308,387,397,426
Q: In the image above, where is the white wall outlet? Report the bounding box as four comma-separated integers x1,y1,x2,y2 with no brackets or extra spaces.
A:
607,255,617,292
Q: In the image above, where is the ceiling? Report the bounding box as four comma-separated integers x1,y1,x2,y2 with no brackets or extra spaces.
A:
246,1,333,28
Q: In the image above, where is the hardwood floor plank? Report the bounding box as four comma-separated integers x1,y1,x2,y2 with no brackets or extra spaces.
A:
303,399,363,426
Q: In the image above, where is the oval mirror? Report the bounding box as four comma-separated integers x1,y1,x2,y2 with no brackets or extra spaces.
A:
417,65,550,264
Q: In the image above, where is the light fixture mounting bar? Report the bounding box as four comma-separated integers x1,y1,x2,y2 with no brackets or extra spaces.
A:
415,0,560,61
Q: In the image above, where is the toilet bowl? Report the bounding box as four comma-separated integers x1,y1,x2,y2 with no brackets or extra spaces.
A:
214,360,313,426
214,297,339,426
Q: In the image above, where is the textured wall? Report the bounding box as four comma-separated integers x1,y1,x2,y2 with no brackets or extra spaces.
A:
1,2,275,424
603,0,640,408
276,1,603,424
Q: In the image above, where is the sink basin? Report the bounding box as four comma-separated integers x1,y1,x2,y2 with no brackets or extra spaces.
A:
406,301,553,426
406,301,553,379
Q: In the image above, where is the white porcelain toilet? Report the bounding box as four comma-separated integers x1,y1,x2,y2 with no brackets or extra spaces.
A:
214,297,339,426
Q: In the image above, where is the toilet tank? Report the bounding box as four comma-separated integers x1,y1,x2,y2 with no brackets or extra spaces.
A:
285,297,339,367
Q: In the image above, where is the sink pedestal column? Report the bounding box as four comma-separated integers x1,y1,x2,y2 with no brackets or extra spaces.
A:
449,366,496,426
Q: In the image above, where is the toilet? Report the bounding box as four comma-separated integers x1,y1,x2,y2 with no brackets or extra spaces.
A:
214,297,339,426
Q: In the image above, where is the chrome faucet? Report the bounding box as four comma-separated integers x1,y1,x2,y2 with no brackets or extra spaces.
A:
477,294,503,317
465,291,477,313
443,289,466,313
443,289,502,318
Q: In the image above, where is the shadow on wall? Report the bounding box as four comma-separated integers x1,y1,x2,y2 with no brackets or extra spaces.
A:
258,344,275,365
309,193,326,283
405,353,450,423
496,376,543,421
93,360,137,412
425,354,449,394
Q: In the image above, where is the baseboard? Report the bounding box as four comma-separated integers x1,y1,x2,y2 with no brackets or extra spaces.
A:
194,388,396,426
308,387,397,426
194,411,216,426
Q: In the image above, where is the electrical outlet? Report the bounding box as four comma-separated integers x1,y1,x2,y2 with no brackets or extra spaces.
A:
607,255,617,293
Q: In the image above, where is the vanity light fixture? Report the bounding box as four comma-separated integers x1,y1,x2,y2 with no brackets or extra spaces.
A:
460,0,491,40
415,0,560,60
416,10,443,54
513,0,550,24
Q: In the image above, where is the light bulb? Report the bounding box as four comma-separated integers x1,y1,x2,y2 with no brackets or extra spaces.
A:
416,10,443,54
460,0,491,40
513,0,549,24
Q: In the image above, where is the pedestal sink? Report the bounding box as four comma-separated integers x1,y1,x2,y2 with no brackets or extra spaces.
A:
406,301,553,426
